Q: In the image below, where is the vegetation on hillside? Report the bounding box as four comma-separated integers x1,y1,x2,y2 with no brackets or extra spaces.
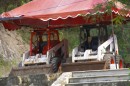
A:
16,27,31,44
59,27,80,52
118,0,130,8
114,23,130,63
0,54,17,77
0,0,130,77
0,0,31,13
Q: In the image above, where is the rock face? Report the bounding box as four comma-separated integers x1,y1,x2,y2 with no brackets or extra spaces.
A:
0,24,29,60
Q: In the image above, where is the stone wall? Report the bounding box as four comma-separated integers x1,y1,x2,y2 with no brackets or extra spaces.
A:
0,74,49,86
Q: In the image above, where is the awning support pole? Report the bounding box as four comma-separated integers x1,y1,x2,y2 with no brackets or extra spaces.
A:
111,8,117,69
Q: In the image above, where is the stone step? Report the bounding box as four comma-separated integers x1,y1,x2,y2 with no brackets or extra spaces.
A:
66,80,130,86
51,68,130,86
69,74,129,83
72,68,130,78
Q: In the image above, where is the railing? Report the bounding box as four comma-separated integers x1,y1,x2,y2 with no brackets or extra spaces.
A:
97,34,118,61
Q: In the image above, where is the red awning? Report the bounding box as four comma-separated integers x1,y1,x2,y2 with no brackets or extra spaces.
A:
0,0,130,30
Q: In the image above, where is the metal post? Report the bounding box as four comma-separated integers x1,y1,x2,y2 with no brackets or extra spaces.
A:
111,9,117,69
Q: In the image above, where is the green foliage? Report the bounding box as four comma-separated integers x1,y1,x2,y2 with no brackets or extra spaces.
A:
0,55,8,66
94,4,103,11
84,1,117,24
92,0,130,63
81,0,127,25
16,28,30,44
108,23,130,63
0,0,31,13
59,28,80,52
118,0,130,7
112,15,125,25
0,54,17,77
97,24,130,64
105,1,115,14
